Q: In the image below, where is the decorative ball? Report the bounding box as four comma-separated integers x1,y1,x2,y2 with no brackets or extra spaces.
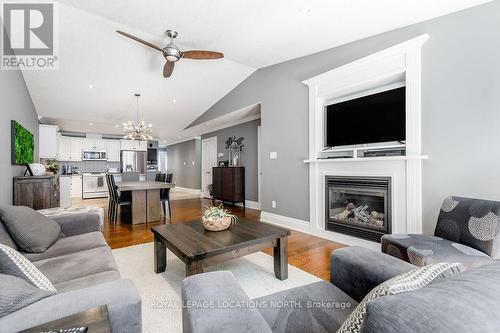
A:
29,163,46,176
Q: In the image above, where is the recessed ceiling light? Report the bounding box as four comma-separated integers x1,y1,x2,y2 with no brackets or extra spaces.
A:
178,135,182,138
173,99,177,103
88,84,94,89
205,124,210,127
89,122,94,126
115,124,119,128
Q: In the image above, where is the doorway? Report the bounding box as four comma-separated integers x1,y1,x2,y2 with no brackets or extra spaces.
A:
201,136,217,198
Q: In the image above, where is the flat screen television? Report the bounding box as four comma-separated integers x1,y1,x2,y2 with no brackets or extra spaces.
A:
11,120,35,165
325,87,406,148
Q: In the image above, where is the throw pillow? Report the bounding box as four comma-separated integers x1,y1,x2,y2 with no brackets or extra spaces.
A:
0,244,56,292
0,274,55,317
0,221,18,249
0,206,61,253
337,262,463,333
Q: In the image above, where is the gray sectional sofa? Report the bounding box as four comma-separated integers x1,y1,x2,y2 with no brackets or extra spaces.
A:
182,246,500,333
0,207,142,332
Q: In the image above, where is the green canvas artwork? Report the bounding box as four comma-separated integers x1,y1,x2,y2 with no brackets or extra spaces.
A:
11,120,34,165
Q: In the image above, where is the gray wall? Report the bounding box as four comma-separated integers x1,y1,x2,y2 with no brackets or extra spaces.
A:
189,2,500,233
0,68,39,206
167,139,202,189
202,119,261,202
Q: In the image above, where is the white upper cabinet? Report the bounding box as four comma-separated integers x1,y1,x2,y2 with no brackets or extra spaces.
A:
39,125,59,159
106,140,121,162
70,139,84,161
57,136,72,161
120,140,147,151
83,139,106,150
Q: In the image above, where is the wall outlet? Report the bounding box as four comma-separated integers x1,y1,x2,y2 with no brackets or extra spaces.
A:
271,201,277,208
192,161,195,165
270,152,278,159
183,161,186,166
217,152,224,158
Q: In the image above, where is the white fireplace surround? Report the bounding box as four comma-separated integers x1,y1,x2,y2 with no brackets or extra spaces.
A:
299,34,430,249
259,35,430,249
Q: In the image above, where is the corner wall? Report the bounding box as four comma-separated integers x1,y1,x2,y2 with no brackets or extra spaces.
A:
166,139,202,190
0,66,39,206
188,1,500,233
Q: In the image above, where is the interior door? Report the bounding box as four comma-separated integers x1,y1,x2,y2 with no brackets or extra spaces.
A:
201,136,217,198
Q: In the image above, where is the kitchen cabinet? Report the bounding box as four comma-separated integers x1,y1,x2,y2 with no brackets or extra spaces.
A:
106,140,121,162
120,139,147,151
84,139,106,150
71,175,82,198
39,125,58,159
70,138,84,161
57,136,72,161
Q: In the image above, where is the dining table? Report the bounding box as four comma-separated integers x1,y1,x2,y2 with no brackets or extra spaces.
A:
115,181,175,224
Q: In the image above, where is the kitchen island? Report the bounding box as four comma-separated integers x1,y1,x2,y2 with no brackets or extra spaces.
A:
115,181,175,224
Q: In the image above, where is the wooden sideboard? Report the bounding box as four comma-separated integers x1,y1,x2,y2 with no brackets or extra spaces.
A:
13,175,60,210
212,167,245,208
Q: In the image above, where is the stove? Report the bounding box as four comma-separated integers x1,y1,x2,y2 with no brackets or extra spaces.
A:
82,173,108,199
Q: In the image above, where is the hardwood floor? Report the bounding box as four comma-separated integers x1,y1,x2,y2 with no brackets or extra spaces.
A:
72,195,347,281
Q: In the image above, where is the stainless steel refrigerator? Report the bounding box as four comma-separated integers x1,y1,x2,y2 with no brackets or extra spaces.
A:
121,150,147,173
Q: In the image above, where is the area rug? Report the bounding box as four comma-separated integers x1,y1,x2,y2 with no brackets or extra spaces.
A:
113,243,321,333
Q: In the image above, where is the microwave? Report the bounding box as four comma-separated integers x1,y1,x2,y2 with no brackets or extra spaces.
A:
82,149,107,160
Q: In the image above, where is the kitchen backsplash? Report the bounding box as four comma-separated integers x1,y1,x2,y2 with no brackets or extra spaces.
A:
41,159,120,174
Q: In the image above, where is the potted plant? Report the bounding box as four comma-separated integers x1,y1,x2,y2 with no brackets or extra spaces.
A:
45,162,59,175
202,204,238,231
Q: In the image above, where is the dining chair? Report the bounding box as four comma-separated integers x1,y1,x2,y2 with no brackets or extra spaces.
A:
105,174,114,221
108,174,132,224
122,171,140,181
160,173,173,218
146,171,158,182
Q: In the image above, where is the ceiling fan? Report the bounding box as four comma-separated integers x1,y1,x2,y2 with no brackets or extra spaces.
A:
117,29,224,78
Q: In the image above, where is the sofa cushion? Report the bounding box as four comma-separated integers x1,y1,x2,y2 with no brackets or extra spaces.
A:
0,244,56,292
362,261,500,333
0,221,17,250
0,274,55,317
0,206,61,253
254,281,356,333
23,232,108,262
33,246,118,285
381,234,495,270
53,270,121,293
338,262,462,333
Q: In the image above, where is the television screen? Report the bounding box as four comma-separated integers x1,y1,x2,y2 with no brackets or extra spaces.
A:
325,87,406,148
11,120,34,165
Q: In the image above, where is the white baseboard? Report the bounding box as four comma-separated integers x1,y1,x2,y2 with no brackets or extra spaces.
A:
260,211,379,250
235,200,261,210
260,211,310,233
173,187,202,194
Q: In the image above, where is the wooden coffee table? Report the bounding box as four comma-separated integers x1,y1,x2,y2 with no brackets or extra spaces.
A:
151,219,291,280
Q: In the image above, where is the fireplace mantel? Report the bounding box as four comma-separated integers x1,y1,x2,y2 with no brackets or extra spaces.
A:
302,35,429,248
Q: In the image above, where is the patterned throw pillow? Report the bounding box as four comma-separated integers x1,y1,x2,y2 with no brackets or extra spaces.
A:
0,244,56,292
337,262,463,333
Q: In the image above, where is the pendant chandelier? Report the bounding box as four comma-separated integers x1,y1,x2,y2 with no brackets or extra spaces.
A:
123,93,153,141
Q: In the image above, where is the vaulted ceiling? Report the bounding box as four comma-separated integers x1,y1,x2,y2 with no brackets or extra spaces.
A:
26,0,491,144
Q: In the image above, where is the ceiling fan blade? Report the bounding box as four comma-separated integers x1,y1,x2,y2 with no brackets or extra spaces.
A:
163,61,175,78
182,50,224,60
116,30,162,52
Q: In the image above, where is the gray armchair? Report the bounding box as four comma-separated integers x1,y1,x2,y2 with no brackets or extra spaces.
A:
382,196,499,270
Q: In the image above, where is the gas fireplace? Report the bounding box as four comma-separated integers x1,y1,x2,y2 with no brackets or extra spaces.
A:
326,176,391,242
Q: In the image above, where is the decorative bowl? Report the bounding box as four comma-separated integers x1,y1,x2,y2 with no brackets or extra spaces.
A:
202,216,233,232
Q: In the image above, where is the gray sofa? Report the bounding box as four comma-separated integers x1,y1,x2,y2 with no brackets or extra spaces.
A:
0,210,142,332
182,246,500,333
